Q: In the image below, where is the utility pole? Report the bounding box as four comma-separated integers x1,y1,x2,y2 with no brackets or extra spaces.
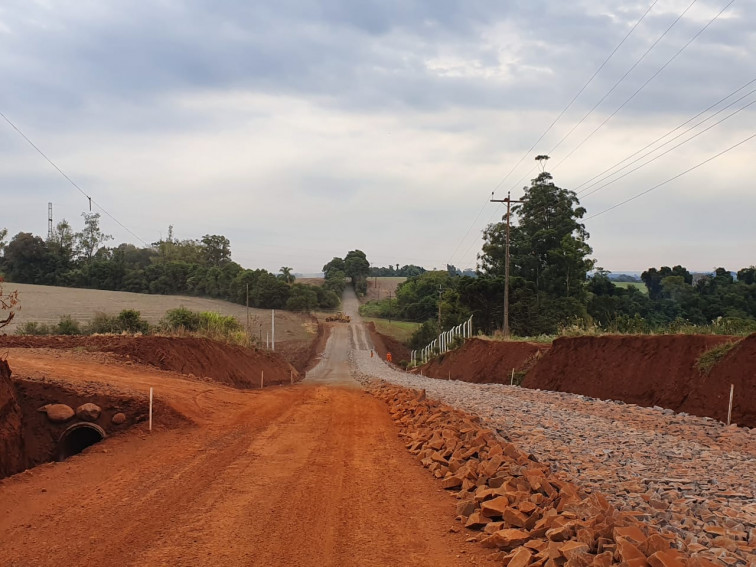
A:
246,283,250,338
490,191,525,338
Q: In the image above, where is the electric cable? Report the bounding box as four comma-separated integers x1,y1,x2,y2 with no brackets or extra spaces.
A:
552,0,736,172
574,77,756,193
0,110,149,246
586,132,756,219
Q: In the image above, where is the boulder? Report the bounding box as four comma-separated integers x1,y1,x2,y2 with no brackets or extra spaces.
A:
76,403,102,421
44,404,75,423
112,412,127,425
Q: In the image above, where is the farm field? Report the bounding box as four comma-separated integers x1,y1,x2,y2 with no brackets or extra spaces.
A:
613,281,647,293
361,317,419,344
364,276,405,301
2,282,314,343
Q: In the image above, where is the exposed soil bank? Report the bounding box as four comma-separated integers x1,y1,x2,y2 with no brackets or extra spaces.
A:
416,338,549,383
365,322,411,365
415,334,756,427
1,356,181,479
0,359,24,478
0,335,300,389
524,334,755,427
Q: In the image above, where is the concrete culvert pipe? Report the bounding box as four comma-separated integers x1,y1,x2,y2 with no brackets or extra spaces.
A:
57,423,107,460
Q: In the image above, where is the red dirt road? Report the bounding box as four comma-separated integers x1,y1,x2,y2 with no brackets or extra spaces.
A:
0,348,496,566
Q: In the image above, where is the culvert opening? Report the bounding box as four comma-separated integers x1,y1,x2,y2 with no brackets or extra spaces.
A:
57,423,106,460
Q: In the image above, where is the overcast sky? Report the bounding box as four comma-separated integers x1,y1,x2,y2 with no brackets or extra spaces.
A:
1,0,754,274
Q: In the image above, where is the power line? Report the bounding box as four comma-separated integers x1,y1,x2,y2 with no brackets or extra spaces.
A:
586,132,756,220
489,0,660,196
0,110,149,246
574,77,756,193
542,0,698,169
447,1,661,268
552,0,735,172
579,91,756,198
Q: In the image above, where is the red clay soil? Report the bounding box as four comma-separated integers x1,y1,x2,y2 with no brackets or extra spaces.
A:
365,322,411,364
418,338,550,383
523,334,756,427
0,359,24,478
0,335,299,389
694,333,756,426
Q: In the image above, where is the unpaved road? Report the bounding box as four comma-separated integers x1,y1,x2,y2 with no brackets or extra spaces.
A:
0,292,496,566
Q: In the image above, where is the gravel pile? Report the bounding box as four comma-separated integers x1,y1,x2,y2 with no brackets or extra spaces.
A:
352,350,756,564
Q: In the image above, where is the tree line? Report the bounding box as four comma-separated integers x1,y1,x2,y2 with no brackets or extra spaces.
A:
0,218,341,312
361,162,756,346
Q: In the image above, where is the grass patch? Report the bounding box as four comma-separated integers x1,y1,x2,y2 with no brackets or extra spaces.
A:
362,317,420,344
695,340,740,375
614,282,648,294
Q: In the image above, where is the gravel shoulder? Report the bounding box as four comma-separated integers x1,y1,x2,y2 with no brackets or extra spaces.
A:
351,348,756,562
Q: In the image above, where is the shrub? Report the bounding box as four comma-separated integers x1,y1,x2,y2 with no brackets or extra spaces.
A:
56,315,82,335
162,307,201,332
199,311,241,335
87,312,120,334
15,321,53,335
117,309,149,334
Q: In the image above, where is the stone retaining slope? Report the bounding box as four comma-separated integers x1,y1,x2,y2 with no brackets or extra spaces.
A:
373,383,740,567
353,351,756,567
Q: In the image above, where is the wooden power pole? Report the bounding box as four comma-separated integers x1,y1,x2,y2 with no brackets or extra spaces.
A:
490,191,525,338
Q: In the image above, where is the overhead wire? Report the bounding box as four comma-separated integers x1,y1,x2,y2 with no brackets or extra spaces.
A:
446,0,660,268
488,0,661,197
538,0,699,175
573,77,756,193
579,90,756,198
586,132,756,220
552,0,736,173
0,111,150,246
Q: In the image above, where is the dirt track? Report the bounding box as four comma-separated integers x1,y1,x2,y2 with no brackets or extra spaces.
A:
0,292,496,566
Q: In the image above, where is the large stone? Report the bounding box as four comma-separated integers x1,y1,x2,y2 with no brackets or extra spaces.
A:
507,547,533,567
76,403,102,421
44,404,75,423
481,496,510,518
465,511,490,530
486,528,531,550
647,550,686,567
112,412,127,425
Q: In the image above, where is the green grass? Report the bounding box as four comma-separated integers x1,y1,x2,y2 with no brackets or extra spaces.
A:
362,317,420,344
614,282,647,294
695,340,740,375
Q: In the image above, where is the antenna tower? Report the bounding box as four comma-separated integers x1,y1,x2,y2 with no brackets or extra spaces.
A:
48,202,53,240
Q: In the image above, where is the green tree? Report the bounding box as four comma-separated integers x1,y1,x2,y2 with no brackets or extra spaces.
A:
322,257,345,278
76,213,113,262
278,266,295,284
478,170,593,334
200,234,231,267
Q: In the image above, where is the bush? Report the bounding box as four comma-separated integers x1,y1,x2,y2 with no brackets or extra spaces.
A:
199,311,241,335
87,312,120,334
162,306,201,331
117,309,149,334
15,321,53,335
56,315,82,335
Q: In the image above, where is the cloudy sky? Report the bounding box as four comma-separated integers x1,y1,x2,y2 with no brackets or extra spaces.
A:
1,0,754,274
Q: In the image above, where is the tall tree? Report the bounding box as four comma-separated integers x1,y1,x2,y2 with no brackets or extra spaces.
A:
200,234,231,267
479,170,593,334
278,266,295,284
76,212,112,262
